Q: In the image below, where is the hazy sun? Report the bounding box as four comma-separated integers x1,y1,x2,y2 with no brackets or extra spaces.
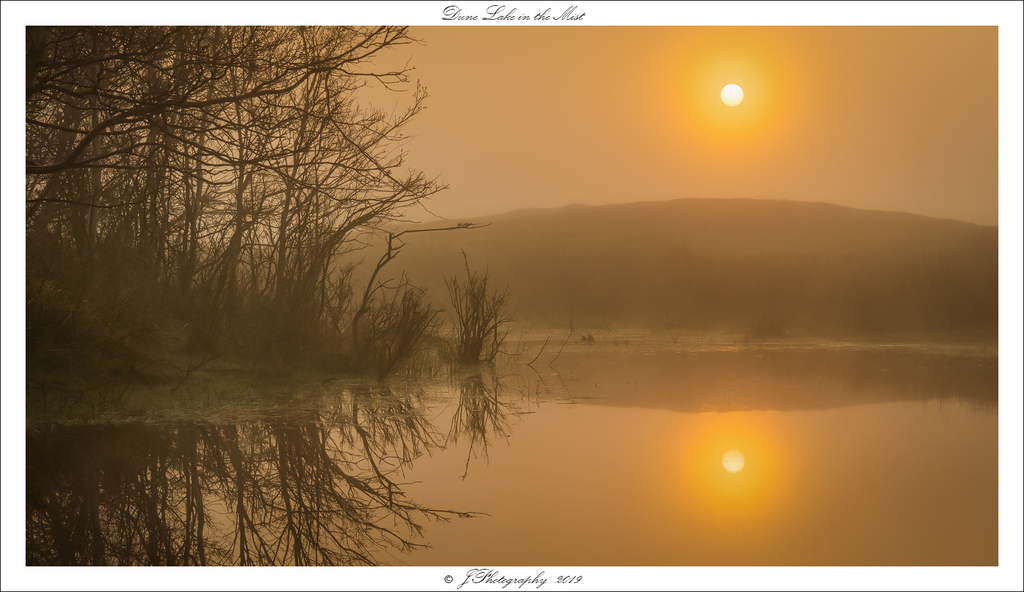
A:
721,84,744,107
722,450,745,473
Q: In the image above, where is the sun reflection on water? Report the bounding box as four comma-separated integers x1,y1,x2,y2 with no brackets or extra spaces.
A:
672,412,794,537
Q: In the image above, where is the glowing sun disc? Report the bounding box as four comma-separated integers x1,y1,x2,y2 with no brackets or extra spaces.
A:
722,450,745,473
721,84,744,107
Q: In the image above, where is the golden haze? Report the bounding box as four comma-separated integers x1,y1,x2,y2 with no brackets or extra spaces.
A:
383,26,997,225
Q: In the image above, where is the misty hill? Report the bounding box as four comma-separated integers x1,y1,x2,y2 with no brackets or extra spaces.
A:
391,198,997,339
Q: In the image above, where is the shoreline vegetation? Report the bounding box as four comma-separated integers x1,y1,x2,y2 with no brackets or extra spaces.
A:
24,26,515,414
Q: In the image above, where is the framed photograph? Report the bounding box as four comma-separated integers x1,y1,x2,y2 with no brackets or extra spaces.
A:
6,2,1022,590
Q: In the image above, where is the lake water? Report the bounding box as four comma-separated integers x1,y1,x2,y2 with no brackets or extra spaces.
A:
25,336,998,566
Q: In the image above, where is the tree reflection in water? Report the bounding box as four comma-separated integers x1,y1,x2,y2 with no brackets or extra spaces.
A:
26,385,478,566
447,371,521,480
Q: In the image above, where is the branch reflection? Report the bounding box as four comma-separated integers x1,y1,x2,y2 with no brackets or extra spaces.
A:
447,371,522,480
26,387,474,566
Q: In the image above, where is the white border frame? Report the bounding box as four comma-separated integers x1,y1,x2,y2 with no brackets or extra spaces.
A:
3,3,1021,590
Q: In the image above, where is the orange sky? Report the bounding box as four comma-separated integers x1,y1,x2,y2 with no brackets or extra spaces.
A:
366,27,997,225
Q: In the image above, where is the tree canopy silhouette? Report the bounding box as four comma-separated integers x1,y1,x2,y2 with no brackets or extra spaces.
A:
26,26,445,372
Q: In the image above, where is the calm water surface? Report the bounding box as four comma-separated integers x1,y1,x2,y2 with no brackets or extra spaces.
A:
26,338,997,565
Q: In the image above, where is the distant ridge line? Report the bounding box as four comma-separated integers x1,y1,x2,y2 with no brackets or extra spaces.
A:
423,197,996,229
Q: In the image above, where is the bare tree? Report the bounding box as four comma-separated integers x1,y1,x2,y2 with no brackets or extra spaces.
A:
26,26,447,376
444,252,516,365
